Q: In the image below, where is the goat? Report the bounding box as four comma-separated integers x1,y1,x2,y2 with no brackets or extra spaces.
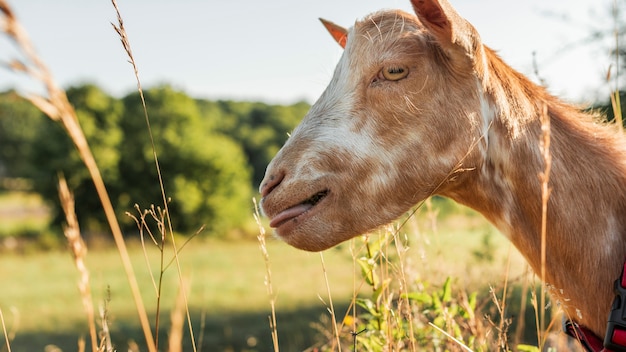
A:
260,0,626,345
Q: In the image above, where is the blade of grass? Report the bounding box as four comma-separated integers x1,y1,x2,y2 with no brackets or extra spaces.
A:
253,198,279,352
0,2,156,350
428,322,474,352
611,0,622,131
109,1,196,349
538,103,551,349
0,308,11,352
319,251,342,352
390,228,417,351
58,175,98,352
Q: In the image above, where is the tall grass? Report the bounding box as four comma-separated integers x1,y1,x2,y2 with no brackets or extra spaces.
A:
288,212,533,351
0,308,11,352
608,0,624,130
0,0,201,350
537,103,551,349
110,0,203,345
58,175,98,351
0,1,157,349
253,198,280,352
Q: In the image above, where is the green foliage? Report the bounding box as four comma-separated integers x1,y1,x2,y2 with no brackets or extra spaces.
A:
199,99,309,185
311,232,502,352
0,90,44,184
118,86,253,234
0,84,310,238
352,236,487,352
472,231,497,263
28,84,125,231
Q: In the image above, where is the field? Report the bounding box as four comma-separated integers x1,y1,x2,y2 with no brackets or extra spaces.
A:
0,191,541,351
0,238,356,350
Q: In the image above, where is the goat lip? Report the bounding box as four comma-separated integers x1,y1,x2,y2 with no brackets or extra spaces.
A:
269,203,313,228
269,190,330,229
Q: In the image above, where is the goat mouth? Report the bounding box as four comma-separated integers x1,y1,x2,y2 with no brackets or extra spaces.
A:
269,190,329,229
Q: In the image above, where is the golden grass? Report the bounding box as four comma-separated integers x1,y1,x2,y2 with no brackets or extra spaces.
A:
110,0,197,347
253,198,279,352
58,175,98,352
0,308,11,352
538,102,552,348
0,1,155,349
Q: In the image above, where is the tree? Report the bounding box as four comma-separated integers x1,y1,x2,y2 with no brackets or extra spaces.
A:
119,85,252,235
198,99,309,186
27,84,125,231
2,83,305,238
0,90,44,187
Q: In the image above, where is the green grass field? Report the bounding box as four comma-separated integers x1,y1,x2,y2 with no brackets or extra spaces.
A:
0,193,536,351
0,238,359,351
0,191,50,239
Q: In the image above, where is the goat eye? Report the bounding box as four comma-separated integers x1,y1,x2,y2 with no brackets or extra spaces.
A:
381,66,409,81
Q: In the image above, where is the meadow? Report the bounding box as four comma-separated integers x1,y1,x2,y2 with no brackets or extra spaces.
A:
0,234,352,351
0,191,538,351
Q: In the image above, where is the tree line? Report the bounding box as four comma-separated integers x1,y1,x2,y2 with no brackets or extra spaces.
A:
0,83,624,240
0,84,310,238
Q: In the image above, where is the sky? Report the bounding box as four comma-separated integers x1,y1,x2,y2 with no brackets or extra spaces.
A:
0,0,620,105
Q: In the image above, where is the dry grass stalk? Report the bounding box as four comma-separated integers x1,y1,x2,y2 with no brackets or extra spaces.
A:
128,204,167,346
538,102,552,348
427,322,473,352
513,265,532,346
253,198,279,352
196,310,207,352
495,244,514,350
127,205,163,297
109,0,169,230
609,0,623,132
0,308,11,352
168,279,190,352
0,1,156,350
58,175,98,352
99,293,113,352
126,203,201,351
109,0,165,210
318,252,342,352
610,90,623,132
77,337,85,352
390,228,417,351
110,1,197,348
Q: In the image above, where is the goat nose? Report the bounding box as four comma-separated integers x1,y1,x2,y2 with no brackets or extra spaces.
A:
259,171,285,198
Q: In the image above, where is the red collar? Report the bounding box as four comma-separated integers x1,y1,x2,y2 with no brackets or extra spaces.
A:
564,261,626,352
565,320,614,352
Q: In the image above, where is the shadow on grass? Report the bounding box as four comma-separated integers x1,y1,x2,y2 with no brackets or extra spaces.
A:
5,278,572,352
8,304,350,352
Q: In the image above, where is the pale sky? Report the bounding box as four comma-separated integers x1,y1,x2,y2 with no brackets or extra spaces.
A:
0,0,619,105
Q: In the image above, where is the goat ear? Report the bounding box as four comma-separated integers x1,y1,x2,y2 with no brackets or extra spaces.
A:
410,0,480,56
319,18,348,49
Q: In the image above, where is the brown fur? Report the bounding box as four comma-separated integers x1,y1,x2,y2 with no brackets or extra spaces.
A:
260,0,626,338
